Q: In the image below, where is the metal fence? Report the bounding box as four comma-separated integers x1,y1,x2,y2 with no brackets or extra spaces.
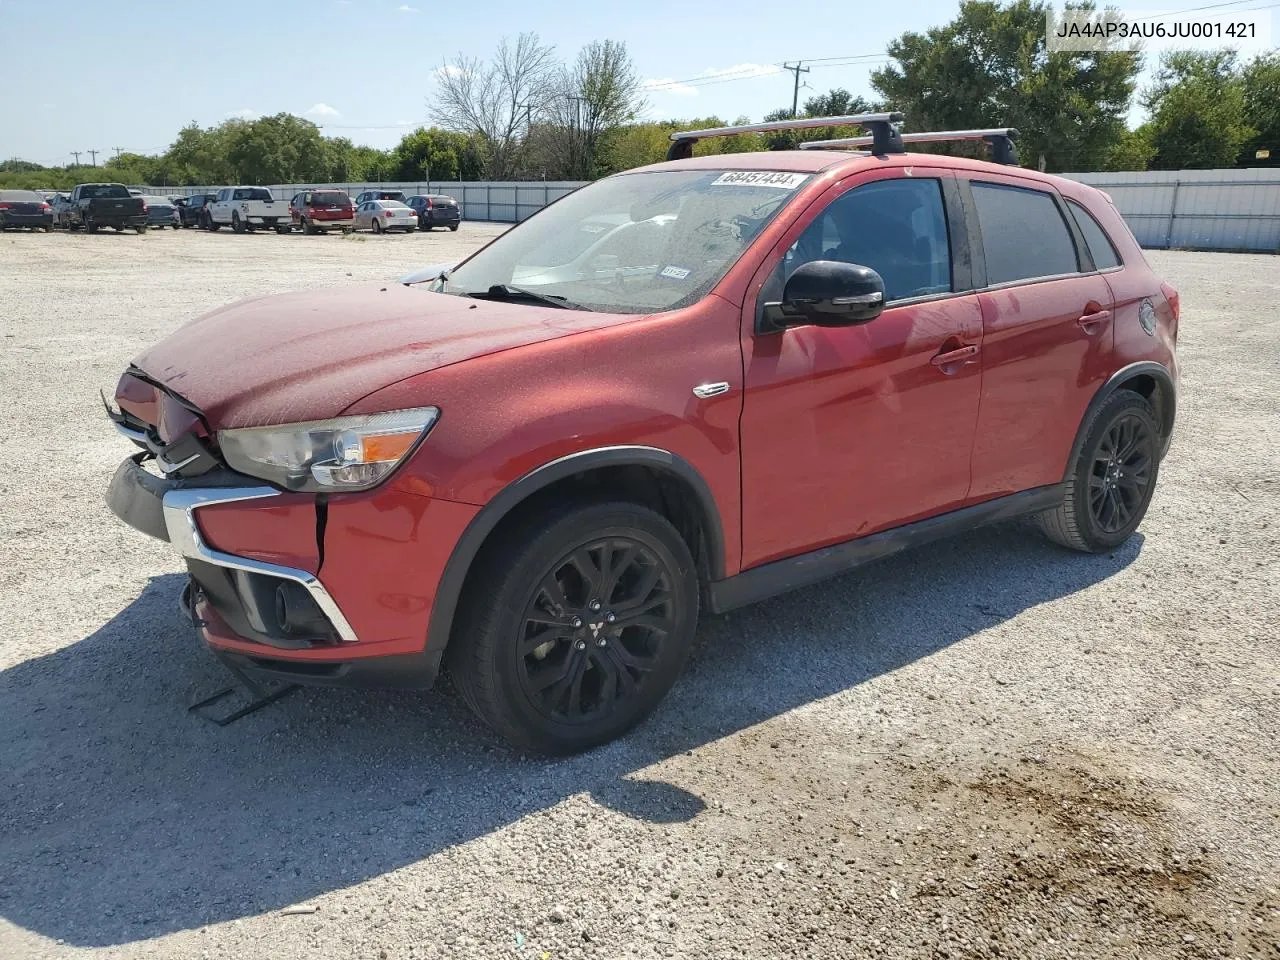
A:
1062,168,1280,253
134,169,1280,251
131,181,588,224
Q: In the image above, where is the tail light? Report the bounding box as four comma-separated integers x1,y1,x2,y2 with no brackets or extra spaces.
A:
142,202,149,212
0,202,10,210
1160,281,1180,344
40,202,50,211
383,209,393,218
1160,281,1180,322
426,198,433,209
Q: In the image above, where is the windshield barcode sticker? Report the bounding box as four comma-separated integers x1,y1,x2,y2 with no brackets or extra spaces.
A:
711,172,808,189
659,265,691,280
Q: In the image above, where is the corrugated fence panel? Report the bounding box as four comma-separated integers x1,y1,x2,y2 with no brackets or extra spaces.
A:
1064,169,1280,253
129,180,588,223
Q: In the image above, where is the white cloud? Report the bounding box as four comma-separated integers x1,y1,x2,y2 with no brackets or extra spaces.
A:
696,62,782,80
433,64,466,82
397,3,419,11
643,77,699,97
305,102,341,119
644,62,784,98
226,108,259,120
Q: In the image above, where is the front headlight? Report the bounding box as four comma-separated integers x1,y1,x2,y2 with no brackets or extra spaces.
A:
219,407,439,492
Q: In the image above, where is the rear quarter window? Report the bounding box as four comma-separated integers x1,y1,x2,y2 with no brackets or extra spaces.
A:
1066,198,1122,270
971,182,1080,286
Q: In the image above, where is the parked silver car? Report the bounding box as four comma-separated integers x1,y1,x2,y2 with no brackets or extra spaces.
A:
355,199,418,234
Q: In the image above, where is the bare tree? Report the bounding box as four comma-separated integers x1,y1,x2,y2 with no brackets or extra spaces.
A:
540,40,646,179
431,33,559,179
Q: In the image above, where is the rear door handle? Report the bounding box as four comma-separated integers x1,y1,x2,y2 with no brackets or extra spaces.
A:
1078,308,1112,331
931,343,980,368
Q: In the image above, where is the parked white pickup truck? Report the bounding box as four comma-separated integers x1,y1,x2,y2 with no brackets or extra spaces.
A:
205,186,291,233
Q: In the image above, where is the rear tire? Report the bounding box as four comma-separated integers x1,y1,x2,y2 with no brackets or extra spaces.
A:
232,212,244,233
1039,389,1161,553
449,223,459,232
276,225,291,234
372,218,383,234
449,500,699,755
135,224,146,234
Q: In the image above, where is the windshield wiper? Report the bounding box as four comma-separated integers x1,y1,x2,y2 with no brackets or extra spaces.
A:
462,284,583,310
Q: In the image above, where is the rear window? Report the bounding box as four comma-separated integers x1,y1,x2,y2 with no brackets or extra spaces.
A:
81,185,131,199
430,195,456,204
381,200,410,209
233,187,274,201
971,182,1079,285
309,191,349,206
0,190,40,201
376,191,405,201
1067,198,1122,270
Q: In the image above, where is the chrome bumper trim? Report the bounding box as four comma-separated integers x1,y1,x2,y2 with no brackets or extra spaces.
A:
161,486,360,644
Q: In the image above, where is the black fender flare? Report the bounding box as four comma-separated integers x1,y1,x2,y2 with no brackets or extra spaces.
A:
1064,361,1177,479
423,445,727,662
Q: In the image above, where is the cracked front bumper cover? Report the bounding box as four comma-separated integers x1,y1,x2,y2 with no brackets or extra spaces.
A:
105,454,360,643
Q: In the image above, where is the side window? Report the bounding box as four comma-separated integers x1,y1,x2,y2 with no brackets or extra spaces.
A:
1066,198,1121,270
970,182,1079,285
786,178,952,302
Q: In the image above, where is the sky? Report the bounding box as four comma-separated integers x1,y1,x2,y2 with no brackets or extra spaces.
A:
0,0,1273,167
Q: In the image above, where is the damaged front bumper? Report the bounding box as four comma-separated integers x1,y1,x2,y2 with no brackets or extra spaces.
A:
105,453,359,644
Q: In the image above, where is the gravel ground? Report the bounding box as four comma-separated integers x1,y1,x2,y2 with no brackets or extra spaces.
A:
0,230,1276,960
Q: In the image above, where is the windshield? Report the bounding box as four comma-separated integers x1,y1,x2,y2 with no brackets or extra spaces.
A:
434,169,809,314
311,191,349,206
81,185,131,199
234,187,274,201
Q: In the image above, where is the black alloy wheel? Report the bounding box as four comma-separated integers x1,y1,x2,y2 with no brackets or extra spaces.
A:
516,536,677,725
1039,389,1162,552
1088,412,1154,534
450,501,699,754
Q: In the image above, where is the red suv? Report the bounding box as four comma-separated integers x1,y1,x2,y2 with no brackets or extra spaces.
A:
105,118,1178,754
290,189,355,234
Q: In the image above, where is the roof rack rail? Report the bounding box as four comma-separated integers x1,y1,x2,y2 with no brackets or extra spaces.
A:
666,112,906,161
800,127,1021,166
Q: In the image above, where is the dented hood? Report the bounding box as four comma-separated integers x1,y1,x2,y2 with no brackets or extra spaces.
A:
132,282,628,429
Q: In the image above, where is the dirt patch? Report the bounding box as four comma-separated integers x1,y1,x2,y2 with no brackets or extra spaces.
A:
911,753,1277,959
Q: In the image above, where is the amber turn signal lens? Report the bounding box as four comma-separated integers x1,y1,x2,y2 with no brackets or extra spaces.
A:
359,431,421,463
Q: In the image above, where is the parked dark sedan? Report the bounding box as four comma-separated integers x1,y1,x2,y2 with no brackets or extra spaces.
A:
175,193,217,228
405,194,461,231
142,196,181,229
0,189,54,231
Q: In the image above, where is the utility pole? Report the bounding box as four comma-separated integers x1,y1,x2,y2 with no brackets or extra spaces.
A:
71,151,82,166
567,94,586,178
87,149,100,166
783,62,810,117
113,147,123,160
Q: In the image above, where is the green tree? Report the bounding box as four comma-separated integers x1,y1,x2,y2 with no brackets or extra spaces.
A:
1100,126,1155,171
1142,50,1253,170
1240,51,1280,165
222,113,330,183
870,0,1141,171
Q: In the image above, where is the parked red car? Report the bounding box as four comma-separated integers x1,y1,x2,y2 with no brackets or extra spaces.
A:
105,117,1178,753
289,189,355,234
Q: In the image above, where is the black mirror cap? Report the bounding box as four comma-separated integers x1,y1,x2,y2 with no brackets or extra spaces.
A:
775,260,886,328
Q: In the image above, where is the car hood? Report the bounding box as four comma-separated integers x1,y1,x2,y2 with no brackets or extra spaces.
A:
132,282,635,429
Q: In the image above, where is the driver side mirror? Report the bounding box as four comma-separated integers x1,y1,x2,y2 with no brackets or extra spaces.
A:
762,260,886,331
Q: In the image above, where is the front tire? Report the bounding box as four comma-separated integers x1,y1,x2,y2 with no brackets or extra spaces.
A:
450,501,699,755
1039,389,1161,553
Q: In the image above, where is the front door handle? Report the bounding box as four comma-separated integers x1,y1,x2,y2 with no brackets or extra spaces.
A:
931,343,980,368
1078,308,1112,332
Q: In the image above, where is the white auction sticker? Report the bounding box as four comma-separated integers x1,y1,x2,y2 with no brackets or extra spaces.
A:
659,265,691,280
710,171,809,189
